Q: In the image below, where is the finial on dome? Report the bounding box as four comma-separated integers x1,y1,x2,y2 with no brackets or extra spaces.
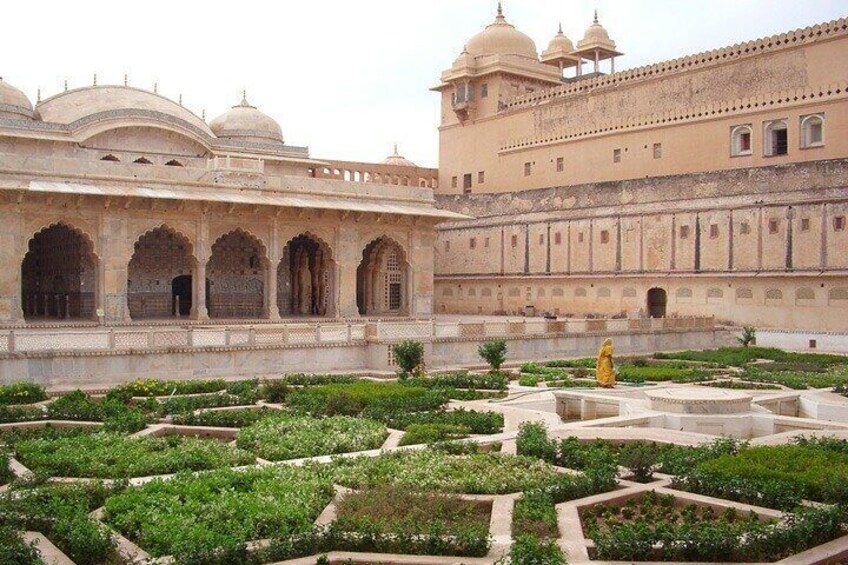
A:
124,73,128,86
153,82,158,94
497,1,503,17
93,73,97,86
178,93,183,106
240,89,250,107
37,88,41,103
558,22,563,34
64,79,68,92
594,9,599,23
202,108,206,121
393,143,399,156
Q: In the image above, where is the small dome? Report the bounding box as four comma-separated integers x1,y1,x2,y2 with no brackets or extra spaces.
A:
209,93,283,145
578,11,616,49
465,3,538,60
381,144,416,167
452,46,476,70
547,24,575,53
0,77,34,119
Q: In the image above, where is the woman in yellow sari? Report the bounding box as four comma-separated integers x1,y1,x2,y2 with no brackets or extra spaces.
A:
596,338,616,388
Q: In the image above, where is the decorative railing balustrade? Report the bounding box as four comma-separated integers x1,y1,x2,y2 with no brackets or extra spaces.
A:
0,316,714,354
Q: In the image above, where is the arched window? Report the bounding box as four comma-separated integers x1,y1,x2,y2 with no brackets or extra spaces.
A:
165,159,184,167
800,114,824,148
763,120,788,156
133,157,153,165
100,154,120,162
730,125,752,156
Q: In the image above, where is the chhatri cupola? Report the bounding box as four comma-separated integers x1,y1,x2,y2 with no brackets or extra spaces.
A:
209,92,284,146
540,24,581,73
574,11,623,74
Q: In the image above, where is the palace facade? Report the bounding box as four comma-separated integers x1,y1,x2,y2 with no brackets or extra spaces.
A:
433,7,848,330
0,83,457,325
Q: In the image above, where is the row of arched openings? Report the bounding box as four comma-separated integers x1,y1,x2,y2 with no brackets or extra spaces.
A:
21,224,409,321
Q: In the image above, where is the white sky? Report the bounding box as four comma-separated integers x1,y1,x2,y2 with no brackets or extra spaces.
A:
2,0,845,168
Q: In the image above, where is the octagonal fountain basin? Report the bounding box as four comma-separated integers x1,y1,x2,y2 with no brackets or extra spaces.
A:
644,388,753,415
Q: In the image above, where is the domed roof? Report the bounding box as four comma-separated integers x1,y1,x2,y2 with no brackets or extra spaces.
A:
452,46,476,70
546,24,575,53
209,93,283,145
465,3,538,60
578,11,616,50
381,144,416,167
35,86,213,136
0,77,34,119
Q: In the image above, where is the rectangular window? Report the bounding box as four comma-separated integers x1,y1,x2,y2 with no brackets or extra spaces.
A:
484,237,490,248
511,234,518,247
480,83,488,98
801,114,824,148
613,149,621,163
653,143,662,159
679,225,690,239
578,232,584,243
769,219,779,234
524,162,532,176
765,120,788,156
710,224,719,239
835,216,846,231
389,283,402,310
800,218,810,232
478,171,485,184
554,232,562,245
463,173,472,192
740,222,750,235
451,176,457,189
556,157,564,172
731,125,753,156
600,230,610,244
469,237,476,249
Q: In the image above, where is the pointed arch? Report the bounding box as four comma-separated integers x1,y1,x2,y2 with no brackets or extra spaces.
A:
207,229,268,319
21,222,99,320
127,225,196,319
356,235,410,316
278,231,336,317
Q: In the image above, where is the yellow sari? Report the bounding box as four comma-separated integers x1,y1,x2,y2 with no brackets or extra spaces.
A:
596,338,616,388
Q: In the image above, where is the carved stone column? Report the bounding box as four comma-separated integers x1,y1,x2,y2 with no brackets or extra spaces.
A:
264,263,280,320
191,259,209,320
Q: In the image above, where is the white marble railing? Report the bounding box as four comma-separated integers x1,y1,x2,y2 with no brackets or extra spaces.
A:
0,316,715,354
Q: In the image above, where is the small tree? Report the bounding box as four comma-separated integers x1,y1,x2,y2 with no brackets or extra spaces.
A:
478,340,507,372
618,441,659,483
737,326,757,348
392,340,424,377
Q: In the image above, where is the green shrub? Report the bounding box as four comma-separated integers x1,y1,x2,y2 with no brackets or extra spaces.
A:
261,380,290,403
508,534,566,565
617,364,708,382
0,404,45,424
741,366,848,389
738,325,757,347
225,379,260,403
516,422,557,463
384,408,503,434
0,382,47,406
478,340,507,371
0,525,41,565
236,414,386,461
277,374,358,386
399,423,470,446
104,466,335,559
519,375,541,387
546,357,596,368
512,491,558,538
654,347,848,368
158,392,246,415
172,407,281,427
618,441,660,482
14,432,255,478
47,390,102,421
107,378,226,398
403,371,507,391
392,340,424,375
287,381,444,418
0,450,13,485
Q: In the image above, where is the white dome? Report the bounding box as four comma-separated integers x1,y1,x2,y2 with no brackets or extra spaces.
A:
465,3,538,60
209,94,284,145
0,77,34,119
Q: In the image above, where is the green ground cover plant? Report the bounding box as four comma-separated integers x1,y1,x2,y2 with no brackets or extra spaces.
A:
699,380,781,390
45,390,150,432
0,382,47,406
546,357,597,368
157,392,247,415
403,371,508,391
331,486,491,556
617,364,710,383
172,406,282,427
518,374,541,387
13,432,255,478
107,378,226,398
287,381,446,418
0,482,119,565
507,534,566,565
0,450,13,485
512,490,559,538
587,490,847,562
398,423,470,445
0,404,45,424
0,524,42,565
741,366,848,389
385,407,503,434
103,465,335,561
654,347,847,368
275,374,358,386
236,413,386,460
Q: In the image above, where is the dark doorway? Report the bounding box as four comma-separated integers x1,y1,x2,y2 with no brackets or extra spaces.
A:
647,287,667,318
172,275,192,317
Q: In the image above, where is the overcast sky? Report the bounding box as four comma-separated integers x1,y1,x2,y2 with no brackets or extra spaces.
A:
2,1,845,167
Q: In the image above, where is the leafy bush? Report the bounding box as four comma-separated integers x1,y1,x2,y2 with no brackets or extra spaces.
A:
398,423,470,446
45,390,150,432
519,375,541,387
158,392,246,415
478,340,507,372
236,414,386,461
262,380,290,403
656,437,746,476
14,432,255,478
546,357,596,369
107,378,226,398
392,340,424,376
738,325,757,347
172,407,281,427
741,366,848,389
403,371,507,391
331,486,491,557
516,422,557,463
617,364,708,383
519,362,566,376
654,347,848,368
287,381,444,418
0,404,45,424
104,466,335,559
0,525,41,565
225,379,261,403
618,441,660,482
0,382,47,405
513,490,558,538
385,408,503,434
508,534,566,565
0,450,13,485
277,374,358,386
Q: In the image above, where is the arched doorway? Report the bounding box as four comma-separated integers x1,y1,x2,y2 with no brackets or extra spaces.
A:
127,227,194,320
278,234,335,317
208,230,266,319
21,224,97,320
647,287,667,318
356,237,409,316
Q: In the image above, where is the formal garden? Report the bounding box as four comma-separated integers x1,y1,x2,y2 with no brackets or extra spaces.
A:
0,342,847,564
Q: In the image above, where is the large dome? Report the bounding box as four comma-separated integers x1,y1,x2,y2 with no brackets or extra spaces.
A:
465,3,538,60
0,77,34,119
209,94,283,145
